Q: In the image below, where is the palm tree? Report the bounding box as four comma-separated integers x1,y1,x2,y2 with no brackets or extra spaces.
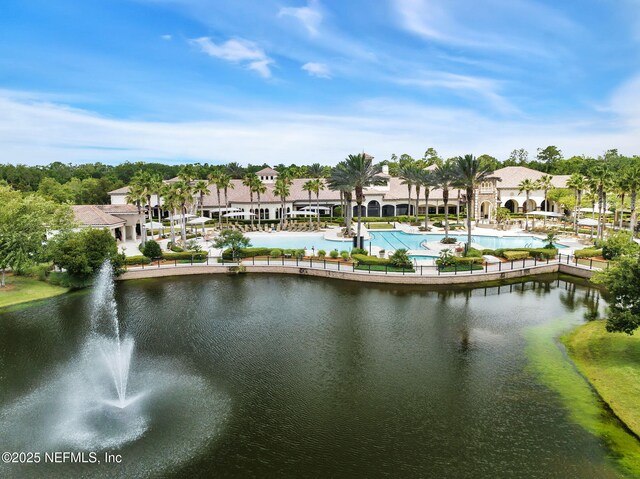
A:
454,154,495,248
399,163,415,220
171,180,193,243
162,187,180,245
225,162,245,179
589,165,614,240
207,171,222,229
614,173,631,230
626,164,640,240
536,175,554,227
274,176,292,229
193,180,210,236
253,180,267,227
307,163,325,178
242,173,260,227
566,173,586,234
416,169,435,230
327,163,355,236
339,153,384,246
302,180,315,227
311,178,325,225
126,183,147,245
518,179,537,231
216,173,234,226
433,162,455,238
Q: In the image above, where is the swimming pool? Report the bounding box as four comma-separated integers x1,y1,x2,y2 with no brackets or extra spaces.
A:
245,231,564,253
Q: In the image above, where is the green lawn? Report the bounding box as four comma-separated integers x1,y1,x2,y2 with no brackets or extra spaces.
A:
355,264,414,272
0,275,68,309
438,264,484,272
563,320,640,437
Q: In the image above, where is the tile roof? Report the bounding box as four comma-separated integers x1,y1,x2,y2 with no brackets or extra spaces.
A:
108,186,130,195
72,205,126,227
492,166,569,188
255,167,279,176
97,204,141,214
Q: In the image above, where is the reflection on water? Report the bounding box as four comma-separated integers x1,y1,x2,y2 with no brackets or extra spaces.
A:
0,273,630,478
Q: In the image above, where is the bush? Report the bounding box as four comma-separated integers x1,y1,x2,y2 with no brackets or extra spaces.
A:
600,232,639,260
163,252,207,261
494,247,557,260
222,247,272,259
503,251,530,260
142,240,162,259
481,249,496,256
452,256,483,265
329,250,339,259
389,249,413,268
440,237,458,244
125,255,152,265
351,247,367,255
465,247,483,258
317,249,326,258
341,251,349,260
270,249,282,257
573,248,603,259
352,254,390,265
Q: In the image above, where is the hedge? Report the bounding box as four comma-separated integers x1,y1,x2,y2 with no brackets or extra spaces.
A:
493,247,557,260
125,255,152,265
502,251,530,260
352,254,391,266
355,264,415,272
573,248,602,259
452,256,483,265
222,247,272,259
439,264,484,272
163,252,208,261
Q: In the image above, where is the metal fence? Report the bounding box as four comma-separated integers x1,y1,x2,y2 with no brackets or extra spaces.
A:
125,252,608,277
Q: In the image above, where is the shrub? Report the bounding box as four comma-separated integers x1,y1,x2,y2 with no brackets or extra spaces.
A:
452,256,483,265
465,248,483,258
329,250,339,259
601,232,639,260
389,249,413,268
317,249,326,258
125,255,152,265
493,248,557,260
294,249,305,258
503,251,530,260
440,237,457,244
163,252,207,261
573,248,603,259
352,254,390,265
142,240,162,259
270,249,283,257
481,249,495,256
341,251,349,261
351,247,367,255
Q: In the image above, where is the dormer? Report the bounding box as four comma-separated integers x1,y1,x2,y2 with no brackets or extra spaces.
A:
255,167,279,184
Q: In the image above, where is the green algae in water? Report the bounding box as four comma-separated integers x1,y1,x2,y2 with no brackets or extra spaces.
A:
525,316,640,476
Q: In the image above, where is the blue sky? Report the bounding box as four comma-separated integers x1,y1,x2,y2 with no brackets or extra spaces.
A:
1,0,639,165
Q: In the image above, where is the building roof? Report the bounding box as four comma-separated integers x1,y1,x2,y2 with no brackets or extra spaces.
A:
492,166,569,189
108,185,130,195
255,167,279,176
97,204,141,215
72,205,126,227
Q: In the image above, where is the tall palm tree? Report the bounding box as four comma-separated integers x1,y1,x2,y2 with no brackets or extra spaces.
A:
536,175,554,227
399,163,415,220
589,165,614,240
518,179,537,230
216,173,234,226
162,187,180,245
242,173,260,227
274,176,292,229
193,180,210,236
416,169,435,230
614,173,631,230
253,180,267,227
626,164,640,240
566,173,586,234
171,180,193,243
454,154,495,248
126,183,147,245
302,180,315,227
207,171,222,229
433,162,455,238
312,178,325,225
328,163,356,236
340,153,384,246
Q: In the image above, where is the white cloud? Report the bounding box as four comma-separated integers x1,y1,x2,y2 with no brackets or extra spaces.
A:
278,0,323,35
302,62,331,78
190,37,274,78
161,34,172,41
0,84,639,167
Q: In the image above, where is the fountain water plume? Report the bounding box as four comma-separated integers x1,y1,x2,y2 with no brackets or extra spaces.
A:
92,260,135,408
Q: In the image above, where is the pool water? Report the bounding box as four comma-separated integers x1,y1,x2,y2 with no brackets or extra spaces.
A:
245,230,564,254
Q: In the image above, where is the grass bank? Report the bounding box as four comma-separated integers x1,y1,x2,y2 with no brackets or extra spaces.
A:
562,320,640,438
525,317,640,476
0,275,68,310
